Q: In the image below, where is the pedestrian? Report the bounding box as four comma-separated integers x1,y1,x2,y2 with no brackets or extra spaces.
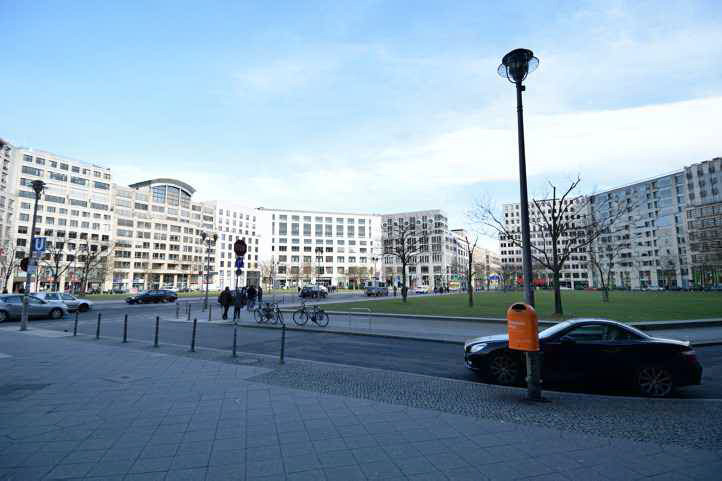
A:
257,286,263,303
247,284,257,310
233,288,246,321
218,287,232,320
393,285,397,297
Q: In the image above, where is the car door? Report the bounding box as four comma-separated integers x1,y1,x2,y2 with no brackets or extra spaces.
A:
593,325,646,384
543,323,607,383
61,294,79,310
2,296,23,318
27,296,48,318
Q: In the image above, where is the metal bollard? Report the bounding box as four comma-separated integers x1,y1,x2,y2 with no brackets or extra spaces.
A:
154,316,159,347
232,324,237,358
95,313,101,339
208,303,212,322
190,317,197,352
122,314,128,343
187,303,191,321
176,303,180,319
280,323,286,364
73,311,78,336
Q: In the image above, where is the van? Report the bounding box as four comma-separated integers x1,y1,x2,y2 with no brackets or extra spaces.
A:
365,280,389,297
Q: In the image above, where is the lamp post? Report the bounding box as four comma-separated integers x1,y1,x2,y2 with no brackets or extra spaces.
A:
20,180,46,331
200,231,217,310
498,48,543,401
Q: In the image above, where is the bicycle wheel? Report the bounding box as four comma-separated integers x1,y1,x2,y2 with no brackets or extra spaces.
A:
275,309,284,324
316,311,329,327
253,309,264,323
293,309,308,326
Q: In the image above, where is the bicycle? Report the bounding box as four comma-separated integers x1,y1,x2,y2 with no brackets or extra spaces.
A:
253,302,283,324
292,302,329,327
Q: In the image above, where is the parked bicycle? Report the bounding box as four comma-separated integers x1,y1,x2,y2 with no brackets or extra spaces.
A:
253,302,283,324
292,302,329,327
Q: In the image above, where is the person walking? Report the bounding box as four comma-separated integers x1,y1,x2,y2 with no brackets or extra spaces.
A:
247,284,257,311
233,288,246,321
219,287,232,320
257,286,263,303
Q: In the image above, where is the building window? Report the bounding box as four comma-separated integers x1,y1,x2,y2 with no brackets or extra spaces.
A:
21,166,43,176
70,177,87,186
94,181,110,190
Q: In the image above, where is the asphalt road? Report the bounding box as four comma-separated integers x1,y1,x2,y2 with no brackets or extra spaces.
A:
20,302,722,400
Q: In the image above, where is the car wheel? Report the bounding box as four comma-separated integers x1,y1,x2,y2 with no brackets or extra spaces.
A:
637,366,674,397
49,308,64,320
0,310,8,322
488,351,521,385
79,304,90,312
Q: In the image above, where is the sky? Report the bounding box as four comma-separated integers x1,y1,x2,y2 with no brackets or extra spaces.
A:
2,0,722,249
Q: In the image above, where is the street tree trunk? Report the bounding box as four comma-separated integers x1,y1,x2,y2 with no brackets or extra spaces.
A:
401,262,408,303
553,269,563,317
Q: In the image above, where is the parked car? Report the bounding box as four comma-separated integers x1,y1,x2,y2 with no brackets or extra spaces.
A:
414,285,430,294
0,294,69,322
34,292,93,312
299,285,328,299
464,319,702,397
126,290,178,304
365,281,389,297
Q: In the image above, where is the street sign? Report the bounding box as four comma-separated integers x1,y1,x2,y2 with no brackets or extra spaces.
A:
32,237,47,254
234,239,247,257
235,269,242,276
235,257,244,268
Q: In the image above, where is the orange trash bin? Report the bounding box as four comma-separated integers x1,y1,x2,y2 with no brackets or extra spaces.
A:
506,303,540,352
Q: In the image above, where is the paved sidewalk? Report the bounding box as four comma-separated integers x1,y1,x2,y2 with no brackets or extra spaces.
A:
1,328,721,480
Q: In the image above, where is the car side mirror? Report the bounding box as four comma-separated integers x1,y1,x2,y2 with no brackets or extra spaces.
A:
560,336,575,345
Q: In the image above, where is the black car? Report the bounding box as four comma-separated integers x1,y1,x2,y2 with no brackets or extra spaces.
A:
464,319,702,397
126,290,178,304
299,286,327,299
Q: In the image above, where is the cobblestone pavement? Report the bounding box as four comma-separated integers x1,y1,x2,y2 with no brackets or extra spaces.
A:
0,328,720,481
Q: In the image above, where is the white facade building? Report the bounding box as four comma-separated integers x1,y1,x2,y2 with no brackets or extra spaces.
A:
257,208,382,289
112,179,215,292
209,201,261,289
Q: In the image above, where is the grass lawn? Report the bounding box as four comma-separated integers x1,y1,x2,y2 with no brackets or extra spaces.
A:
325,290,722,322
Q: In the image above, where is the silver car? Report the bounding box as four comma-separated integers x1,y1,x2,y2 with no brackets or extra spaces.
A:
0,294,69,322
34,292,93,312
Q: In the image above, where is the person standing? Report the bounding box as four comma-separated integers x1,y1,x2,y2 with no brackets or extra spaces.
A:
247,284,257,310
257,286,263,303
233,288,246,321
219,287,232,320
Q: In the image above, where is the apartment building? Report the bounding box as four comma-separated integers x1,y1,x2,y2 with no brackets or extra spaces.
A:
111,179,215,292
381,210,456,289
11,147,113,292
499,198,590,289
587,171,689,289
257,208,382,288
684,157,722,287
209,201,261,289
0,138,17,245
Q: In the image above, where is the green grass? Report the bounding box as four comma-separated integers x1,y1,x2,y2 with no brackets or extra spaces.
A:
325,290,722,322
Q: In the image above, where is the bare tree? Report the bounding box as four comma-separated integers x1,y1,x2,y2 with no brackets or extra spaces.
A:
382,219,422,302
0,241,20,293
40,242,72,291
658,254,678,289
473,178,626,316
260,258,277,289
460,234,479,306
77,240,116,294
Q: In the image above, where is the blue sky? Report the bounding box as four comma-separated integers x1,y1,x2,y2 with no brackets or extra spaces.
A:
2,0,722,248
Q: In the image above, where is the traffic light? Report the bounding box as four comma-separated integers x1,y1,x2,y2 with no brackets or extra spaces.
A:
20,257,29,272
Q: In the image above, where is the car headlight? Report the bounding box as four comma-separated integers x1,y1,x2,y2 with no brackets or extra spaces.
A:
469,343,487,353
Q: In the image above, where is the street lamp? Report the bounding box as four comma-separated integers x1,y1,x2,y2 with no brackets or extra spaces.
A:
498,48,543,401
200,231,217,310
20,180,46,331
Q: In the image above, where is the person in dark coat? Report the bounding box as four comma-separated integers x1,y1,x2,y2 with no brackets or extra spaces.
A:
233,288,246,321
246,285,257,310
219,287,232,320
257,286,263,303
